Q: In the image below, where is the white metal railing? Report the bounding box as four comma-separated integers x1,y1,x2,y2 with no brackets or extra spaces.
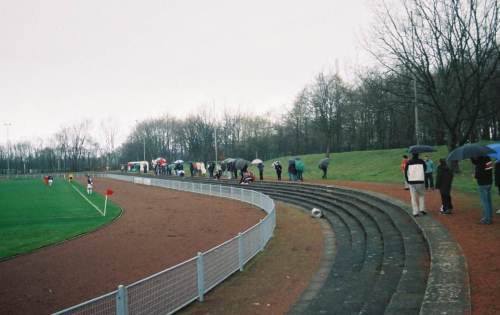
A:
53,174,276,315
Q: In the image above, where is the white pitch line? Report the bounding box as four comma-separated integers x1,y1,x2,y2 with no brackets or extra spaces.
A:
70,184,104,216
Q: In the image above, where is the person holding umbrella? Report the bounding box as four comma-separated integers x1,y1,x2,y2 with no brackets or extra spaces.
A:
471,156,494,224
435,159,454,215
448,143,496,224
257,163,264,180
251,159,264,181
319,158,330,179
487,144,500,214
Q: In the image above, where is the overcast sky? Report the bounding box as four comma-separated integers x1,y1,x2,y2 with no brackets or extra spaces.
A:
0,0,374,146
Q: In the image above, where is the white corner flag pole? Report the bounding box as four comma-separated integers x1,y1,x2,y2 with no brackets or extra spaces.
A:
103,195,108,217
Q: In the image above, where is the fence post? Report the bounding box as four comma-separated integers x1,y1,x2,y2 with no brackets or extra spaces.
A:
116,285,128,315
259,219,265,252
238,232,244,271
219,184,222,196
197,252,205,302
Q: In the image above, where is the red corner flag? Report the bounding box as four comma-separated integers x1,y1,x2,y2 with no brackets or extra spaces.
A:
105,189,114,196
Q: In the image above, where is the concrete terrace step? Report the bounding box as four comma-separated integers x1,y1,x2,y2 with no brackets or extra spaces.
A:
175,177,422,314
127,174,470,315
262,192,390,315
250,182,429,314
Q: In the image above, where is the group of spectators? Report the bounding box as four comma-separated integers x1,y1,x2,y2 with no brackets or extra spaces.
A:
401,153,500,224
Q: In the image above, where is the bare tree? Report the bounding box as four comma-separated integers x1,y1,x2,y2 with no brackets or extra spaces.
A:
310,72,349,157
100,118,119,170
67,120,92,171
371,0,500,149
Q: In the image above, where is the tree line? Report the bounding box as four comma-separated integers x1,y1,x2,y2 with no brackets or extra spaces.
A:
1,0,499,174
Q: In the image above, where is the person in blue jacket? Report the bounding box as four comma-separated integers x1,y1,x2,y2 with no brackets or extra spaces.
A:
424,155,434,190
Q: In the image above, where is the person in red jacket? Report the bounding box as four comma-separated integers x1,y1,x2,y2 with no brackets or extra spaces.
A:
401,155,409,190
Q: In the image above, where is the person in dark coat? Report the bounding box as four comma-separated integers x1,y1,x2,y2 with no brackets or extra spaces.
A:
208,162,215,178
231,162,238,179
257,163,264,181
435,159,454,214
471,156,493,224
288,162,297,181
273,161,282,180
319,164,328,179
189,162,195,177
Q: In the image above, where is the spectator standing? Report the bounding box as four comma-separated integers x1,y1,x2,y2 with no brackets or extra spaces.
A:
435,159,454,214
319,164,327,179
86,175,93,195
424,156,435,190
405,153,428,217
189,162,195,177
401,155,409,190
471,156,493,224
273,161,282,180
295,159,305,181
495,160,500,214
257,163,264,181
208,162,215,178
288,161,297,181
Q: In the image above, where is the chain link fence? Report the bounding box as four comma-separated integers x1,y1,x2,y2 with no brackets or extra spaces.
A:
54,174,276,315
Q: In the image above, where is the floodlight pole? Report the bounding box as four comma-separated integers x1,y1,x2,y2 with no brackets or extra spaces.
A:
411,10,420,145
213,100,218,165
4,122,11,177
414,75,420,145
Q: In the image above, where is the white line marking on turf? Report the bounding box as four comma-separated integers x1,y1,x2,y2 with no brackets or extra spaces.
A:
70,184,104,216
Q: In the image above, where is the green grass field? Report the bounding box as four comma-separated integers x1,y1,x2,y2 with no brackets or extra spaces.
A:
249,145,499,202
0,178,121,259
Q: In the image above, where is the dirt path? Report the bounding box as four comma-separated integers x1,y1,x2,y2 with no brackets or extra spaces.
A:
319,180,500,315
179,202,324,315
0,178,265,315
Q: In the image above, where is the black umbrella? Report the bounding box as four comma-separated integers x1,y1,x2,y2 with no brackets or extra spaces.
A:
319,158,330,168
222,158,235,165
447,143,495,161
288,159,296,165
234,158,249,170
408,145,436,154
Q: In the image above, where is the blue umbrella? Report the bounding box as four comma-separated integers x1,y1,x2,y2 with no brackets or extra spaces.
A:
447,143,496,161
487,143,500,160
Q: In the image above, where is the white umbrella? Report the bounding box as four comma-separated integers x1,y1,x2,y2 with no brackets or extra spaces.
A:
174,159,184,164
251,158,263,165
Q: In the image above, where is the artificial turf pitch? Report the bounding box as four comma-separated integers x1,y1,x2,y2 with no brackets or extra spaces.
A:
0,178,121,259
